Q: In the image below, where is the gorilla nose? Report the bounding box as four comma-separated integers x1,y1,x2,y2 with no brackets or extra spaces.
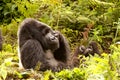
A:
50,36,56,40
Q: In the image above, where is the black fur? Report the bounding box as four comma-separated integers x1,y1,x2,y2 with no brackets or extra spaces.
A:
18,18,71,71
78,41,101,57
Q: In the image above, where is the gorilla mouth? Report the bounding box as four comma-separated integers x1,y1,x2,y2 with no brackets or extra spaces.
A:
48,42,59,51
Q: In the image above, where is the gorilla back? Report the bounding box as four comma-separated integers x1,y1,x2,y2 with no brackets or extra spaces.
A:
18,18,71,71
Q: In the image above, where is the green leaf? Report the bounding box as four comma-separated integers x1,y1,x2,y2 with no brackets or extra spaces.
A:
0,6,3,10
4,12,10,16
0,65,7,80
11,4,17,12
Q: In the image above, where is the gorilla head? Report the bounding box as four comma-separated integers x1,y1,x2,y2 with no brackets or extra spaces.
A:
44,30,60,51
77,41,101,57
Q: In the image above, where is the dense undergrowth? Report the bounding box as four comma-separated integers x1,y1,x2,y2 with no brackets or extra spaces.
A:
0,0,120,80
0,45,120,80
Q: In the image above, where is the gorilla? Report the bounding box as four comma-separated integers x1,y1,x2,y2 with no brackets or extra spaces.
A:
69,41,101,67
77,41,101,57
18,18,71,71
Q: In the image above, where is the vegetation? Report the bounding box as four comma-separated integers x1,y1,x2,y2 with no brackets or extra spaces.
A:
0,0,120,80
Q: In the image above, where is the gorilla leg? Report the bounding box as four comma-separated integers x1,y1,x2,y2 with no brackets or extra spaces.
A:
20,39,51,71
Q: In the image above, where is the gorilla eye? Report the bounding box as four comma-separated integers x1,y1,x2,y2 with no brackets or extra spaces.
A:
41,28,51,35
45,29,50,34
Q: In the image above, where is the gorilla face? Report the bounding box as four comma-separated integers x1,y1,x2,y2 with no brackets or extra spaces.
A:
45,30,60,51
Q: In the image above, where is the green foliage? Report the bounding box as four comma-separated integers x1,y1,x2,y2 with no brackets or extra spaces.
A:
16,0,39,18
0,63,7,80
0,0,39,24
36,0,94,30
2,44,13,52
0,57,18,80
55,68,85,80
60,28,82,48
90,25,103,42
0,44,120,80
0,20,18,53
33,0,120,44
0,0,120,80
1,0,120,48
0,0,20,24
81,45,120,80
114,18,120,42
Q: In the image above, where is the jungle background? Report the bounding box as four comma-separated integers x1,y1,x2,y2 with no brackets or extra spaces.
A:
0,0,120,80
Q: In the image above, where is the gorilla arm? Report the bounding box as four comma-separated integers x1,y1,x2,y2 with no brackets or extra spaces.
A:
53,31,71,63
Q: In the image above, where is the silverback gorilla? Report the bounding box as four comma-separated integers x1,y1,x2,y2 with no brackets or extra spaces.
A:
18,18,71,71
